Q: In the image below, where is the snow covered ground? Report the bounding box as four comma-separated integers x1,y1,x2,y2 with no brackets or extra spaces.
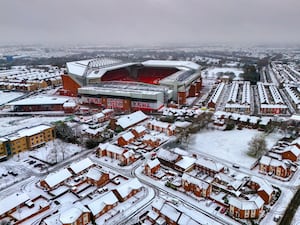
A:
0,91,24,105
189,128,284,168
202,67,244,79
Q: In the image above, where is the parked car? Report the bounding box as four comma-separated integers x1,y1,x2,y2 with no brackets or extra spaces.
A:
220,207,227,214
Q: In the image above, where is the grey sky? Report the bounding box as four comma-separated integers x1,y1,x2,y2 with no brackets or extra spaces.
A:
0,0,299,46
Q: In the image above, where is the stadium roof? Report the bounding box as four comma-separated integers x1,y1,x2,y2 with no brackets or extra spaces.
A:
142,60,200,71
66,58,135,78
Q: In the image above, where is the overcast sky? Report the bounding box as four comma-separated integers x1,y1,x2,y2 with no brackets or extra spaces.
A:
0,0,299,46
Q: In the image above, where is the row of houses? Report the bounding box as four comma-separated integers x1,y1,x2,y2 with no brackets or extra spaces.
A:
0,193,50,224
144,198,201,225
0,124,55,160
42,178,143,225
258,138,300,178
146,148,274,220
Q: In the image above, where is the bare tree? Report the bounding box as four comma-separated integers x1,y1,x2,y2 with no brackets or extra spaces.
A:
247,134,267,158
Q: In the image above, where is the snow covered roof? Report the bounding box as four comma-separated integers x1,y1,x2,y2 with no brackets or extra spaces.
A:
43,168,72,188
102,108,114,114
63,101,76,108
87,191,118,216
148,120,171,129
115,178,142,198
60,203,89,224
117,111,148,129
142,60,200,71
7,96,69,106
251,176,273,195
157,148,179,162
0,193,30,216
195,157,224,172
134,125,147,134
121,131,135,141
18,124,52,137
152,198,165,211
69,158,94,174
229,196,264,210
98,143,125,154
282,145,300,156
93,112,105,119
209,82,225,104
160,203,181,222
260,155,272,165
292,137,300,146
182,173,209,189
85,167,104,181
175,156,196,170
146,158,160,169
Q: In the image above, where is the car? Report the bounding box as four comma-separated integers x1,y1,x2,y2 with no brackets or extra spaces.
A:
232,164,240,169
54,200,60,205
273,215,281,222
220,208,227,214
11,172,18,177
114,178,120,184
2,172,8,177
215,206,220,211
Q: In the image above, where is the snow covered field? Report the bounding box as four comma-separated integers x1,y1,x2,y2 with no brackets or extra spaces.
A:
189,129,284,168
0,91,24,105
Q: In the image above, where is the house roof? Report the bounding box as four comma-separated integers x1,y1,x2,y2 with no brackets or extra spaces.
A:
195,157,224,172
43,168,72,188
60,204,89,224
251,176,274,195
260,155,272,165
87,191,118,216
229,196,264,210
69,158,94,174
182,173,209,189
0,193,30,216
117,111,148,129
121,131,135,141
160,203,181,222
134,125,146,134
146,158,160,169
282,145,300,157
157,148,179,162
98,142,124,155
115,178,142,198
175,156,196,170
85,167,104,181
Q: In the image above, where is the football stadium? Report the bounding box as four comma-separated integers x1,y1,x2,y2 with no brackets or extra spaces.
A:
61,58,202,111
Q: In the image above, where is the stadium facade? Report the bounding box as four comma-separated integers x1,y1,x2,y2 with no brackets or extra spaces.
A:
61,58,202,111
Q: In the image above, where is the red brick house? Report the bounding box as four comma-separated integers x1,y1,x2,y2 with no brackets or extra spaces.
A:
40,168,72,191
281,145,300,162
97,143,135,165
87,191,118,219
228,196,264,219
86,167,110,187
181,173,212,198
259,155,293,178
142,134,161,148
60,203,91,225
68,158,95,175
144,158,161,176
147,120,176,136
63,101,78,113
194,157,224,176
248,177,274,204
0,193,30,219
117,131,135,146
131,125,147,138
113,178,143,202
